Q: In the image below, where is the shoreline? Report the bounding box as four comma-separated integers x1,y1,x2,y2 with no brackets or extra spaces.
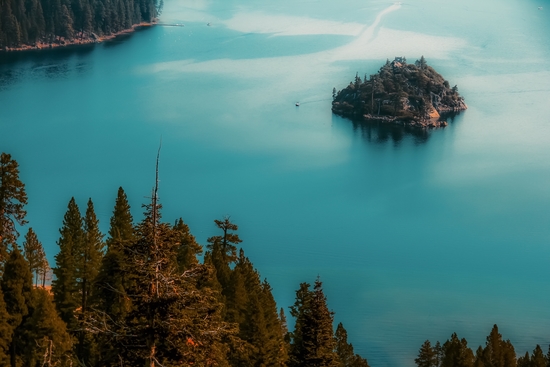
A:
332,104,467,129
0,21,156,52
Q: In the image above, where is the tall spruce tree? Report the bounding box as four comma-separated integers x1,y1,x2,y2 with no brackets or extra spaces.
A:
75,198,104,364
289,279,339,367
0,152,28,263
174,217,202,271
335,322,369,367
415,340,437,367
20,288,73,367
1,247,34,367
92,187,135,366
225,249,288,366
117,198,232,366
441,333,474,367
479,325,516,367
206,217,242,291
22,227,46,286
0,282,13,365
52,197,83,332
531,345,547,367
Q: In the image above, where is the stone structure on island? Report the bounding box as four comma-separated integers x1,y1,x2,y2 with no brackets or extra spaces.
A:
331,56,467,128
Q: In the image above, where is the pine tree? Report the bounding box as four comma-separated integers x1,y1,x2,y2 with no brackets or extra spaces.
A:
52,197,83,332
441,333,474,367
480,325,516,367
289,279,339,367
75,198,104,364
206,217,242,291
92,187,135,366
517,352,530,367
22,227,45,286
335,322,369,367
20,288,73,367
174,217,202,271
0,152,28,263
0,287,13,366
1,247,34,367
118,199,232,366
531,345,547,367
415,340,437,367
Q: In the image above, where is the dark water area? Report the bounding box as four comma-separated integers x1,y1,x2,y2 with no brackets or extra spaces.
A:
1,0,550,366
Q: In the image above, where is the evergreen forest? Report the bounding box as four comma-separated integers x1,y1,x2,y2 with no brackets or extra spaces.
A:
0,0,160,49
1,151,548,367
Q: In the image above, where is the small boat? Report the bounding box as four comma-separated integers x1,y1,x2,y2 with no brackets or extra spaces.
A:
295,102,300,106
538,6,543,10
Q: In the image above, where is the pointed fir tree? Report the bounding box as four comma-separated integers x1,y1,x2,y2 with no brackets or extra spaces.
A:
206,216,242,291
474,346,485,367
52,197,83,332
441,333,474,367
531,345,547,367
480,325,516,367
517,352,530,367
1,247,34,367
289,278,339,367
0,284,13,366
0,152,28,263
23,227,45,286
117,198,233,367
336,322,369,367
75,198,104,364
174,217,202,271
20,288,73,367
92,187,135,366
415,340,437,367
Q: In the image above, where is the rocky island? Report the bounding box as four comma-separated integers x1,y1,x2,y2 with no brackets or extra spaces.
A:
332,57,467,128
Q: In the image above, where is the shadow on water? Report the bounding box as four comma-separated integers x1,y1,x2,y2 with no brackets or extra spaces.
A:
0,44,96,90
333,111,464,146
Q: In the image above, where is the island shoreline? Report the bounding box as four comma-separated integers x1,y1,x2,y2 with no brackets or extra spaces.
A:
0,21,157,53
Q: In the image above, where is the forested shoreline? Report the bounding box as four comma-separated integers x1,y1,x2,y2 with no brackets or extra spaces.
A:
0,151,548,367
0,0,160,50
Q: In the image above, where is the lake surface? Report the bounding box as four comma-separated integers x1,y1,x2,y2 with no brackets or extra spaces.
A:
1,0,550,365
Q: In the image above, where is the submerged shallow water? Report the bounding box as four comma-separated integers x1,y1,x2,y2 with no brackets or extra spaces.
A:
1,0,550,365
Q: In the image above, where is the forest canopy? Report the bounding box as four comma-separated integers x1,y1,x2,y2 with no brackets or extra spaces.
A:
0,0,161,49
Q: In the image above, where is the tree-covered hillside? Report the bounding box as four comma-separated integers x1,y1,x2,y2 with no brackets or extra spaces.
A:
0,0,161,49
332,56,467,128
0,151,368,367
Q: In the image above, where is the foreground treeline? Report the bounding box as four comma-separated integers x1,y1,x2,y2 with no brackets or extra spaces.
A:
415,325,550,367
0,151,369,367
0,0,160,49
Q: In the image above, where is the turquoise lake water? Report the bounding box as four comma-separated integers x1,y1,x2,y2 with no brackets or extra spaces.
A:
1,0,550,365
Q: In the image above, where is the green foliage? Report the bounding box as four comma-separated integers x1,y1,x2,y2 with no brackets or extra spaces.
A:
206,217,242,292
415,340,437,367
52,197,83,332
1,247,34,366
174,217,202,271
0,152,28,262
289,279,339,367
22,227,49,288
332,57,466,120
0,287,12,366
335,322,369,367
0,0,162,48
21,288,73,367
479,325,516,367
441,333,474,367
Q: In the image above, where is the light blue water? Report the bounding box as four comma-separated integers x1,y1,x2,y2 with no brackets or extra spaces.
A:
1,0,550,365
